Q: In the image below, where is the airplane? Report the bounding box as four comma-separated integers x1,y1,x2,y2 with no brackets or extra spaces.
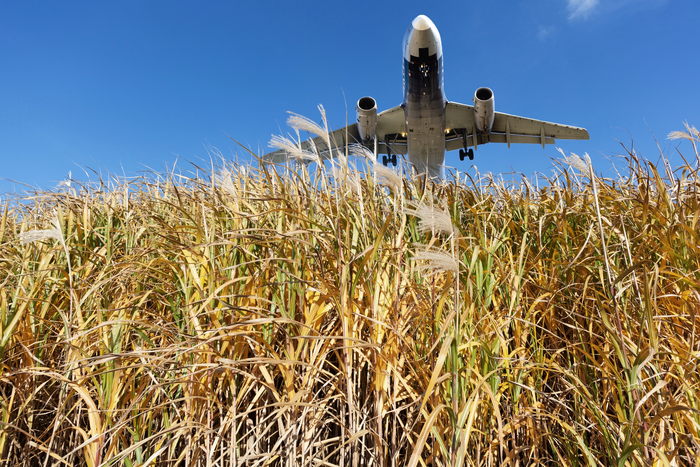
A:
263,14,589,180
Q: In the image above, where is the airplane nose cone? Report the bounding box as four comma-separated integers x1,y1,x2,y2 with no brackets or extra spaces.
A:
412,15,434,31
404,15,442,60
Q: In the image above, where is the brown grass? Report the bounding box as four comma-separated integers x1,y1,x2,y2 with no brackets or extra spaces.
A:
1,123,700,466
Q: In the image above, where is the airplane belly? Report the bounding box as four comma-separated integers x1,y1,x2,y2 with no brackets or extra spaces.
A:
406,100,446,180
403,22,446,180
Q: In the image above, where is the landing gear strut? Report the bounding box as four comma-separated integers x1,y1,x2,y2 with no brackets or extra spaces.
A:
458,128,474,161
382,134,401,166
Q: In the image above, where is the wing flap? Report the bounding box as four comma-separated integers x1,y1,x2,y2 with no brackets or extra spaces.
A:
445,134,556,152
492,112,589,140
444,101,588,150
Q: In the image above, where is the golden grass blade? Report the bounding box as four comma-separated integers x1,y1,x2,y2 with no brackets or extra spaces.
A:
2,119,700,465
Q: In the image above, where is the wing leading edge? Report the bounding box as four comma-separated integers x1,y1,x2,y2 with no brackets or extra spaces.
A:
444,102,589,151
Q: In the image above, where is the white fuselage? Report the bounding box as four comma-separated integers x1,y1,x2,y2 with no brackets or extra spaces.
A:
402,15,447,179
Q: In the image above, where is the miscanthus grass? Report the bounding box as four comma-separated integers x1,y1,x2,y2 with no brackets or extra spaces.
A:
1,117,700,466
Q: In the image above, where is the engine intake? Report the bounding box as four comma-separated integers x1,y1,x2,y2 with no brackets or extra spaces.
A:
473,87,495,134
356,96,378,146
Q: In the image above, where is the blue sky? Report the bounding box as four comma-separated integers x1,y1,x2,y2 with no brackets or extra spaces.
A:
1,0,698,193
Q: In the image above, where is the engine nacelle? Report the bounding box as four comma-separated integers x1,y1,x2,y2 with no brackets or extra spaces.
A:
356,96,378,146
473,87,495,134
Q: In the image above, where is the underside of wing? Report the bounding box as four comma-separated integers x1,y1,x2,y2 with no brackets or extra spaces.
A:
375,105,408,155
492,112,590,143
444,101,589,151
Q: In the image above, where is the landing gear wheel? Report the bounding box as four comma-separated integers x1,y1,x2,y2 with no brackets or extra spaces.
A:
382,153,397,167
459,148,474,161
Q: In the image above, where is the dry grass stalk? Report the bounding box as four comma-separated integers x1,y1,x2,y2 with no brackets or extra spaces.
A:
1,119,700,466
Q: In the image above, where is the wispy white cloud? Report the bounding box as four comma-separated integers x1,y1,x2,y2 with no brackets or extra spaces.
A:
567,0,599,20
566,0,667,22
537,26,552,42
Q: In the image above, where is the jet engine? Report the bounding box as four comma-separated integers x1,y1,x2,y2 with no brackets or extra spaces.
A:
356,96,378,146
473,87,495,134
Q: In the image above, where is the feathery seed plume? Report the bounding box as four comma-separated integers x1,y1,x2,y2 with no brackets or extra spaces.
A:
286,113,326,140
372,163,402,194
668,121,699,159
668,121,699,142
413,250,459,273
57,171,72,188
348,143,376,162
559,148,591,173
405,201,453,236
20,211,64,245
286,105,332,153
216,168,239,198
269,135,320,163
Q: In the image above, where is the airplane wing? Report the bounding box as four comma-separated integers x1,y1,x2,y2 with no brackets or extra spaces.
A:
444,101,589,151
375,105,408,155
262,124,361,164
262,105,407,164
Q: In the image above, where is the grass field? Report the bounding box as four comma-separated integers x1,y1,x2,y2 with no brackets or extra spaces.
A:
1,118,700,466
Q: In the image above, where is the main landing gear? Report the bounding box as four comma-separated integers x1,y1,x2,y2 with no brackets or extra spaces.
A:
458,128,474,161
459,148,474,161
382,134,402,166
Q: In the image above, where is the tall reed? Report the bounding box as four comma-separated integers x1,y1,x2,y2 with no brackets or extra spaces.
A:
1,117,699,466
